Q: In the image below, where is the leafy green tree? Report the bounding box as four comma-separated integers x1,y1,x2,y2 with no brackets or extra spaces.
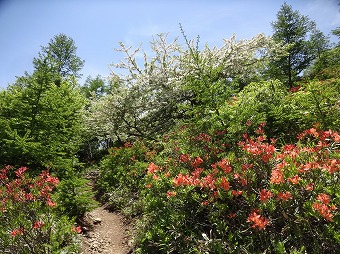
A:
332,27,340,43
33,33,85,80
307,28,340,80
81,75,109,99
269,2,329,87
0,35,86,173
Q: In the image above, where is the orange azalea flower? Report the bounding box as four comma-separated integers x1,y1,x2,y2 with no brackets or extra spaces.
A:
270,169,284,184
312,202,335,222
305,183,314,191
259,189,273,203
241,163,253,171
191,157,204,168
147,163,160,174
202,200,210,206
316,193,330,204
288,175,301,184
231,190,243,197
166,191,177,198
216,158,232,174
179,154,191,163
72,226,82,234
219,177,230,191
33,220,44,229
247,211,269,230
11,228,24,237
46,199,57,208
228,212,237,218
276,191,293,201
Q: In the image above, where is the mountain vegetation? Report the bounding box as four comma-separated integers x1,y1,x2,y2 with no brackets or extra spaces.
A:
1,3,339,253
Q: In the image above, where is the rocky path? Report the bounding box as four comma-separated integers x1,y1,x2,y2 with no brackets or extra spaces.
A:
80,206,133,254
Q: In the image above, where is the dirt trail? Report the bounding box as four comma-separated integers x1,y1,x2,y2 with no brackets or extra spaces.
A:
80,206,132,254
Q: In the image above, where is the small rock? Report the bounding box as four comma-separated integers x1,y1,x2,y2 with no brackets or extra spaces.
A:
93,218,102,224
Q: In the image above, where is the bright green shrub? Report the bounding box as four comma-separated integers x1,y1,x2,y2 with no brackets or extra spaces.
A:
97,141,153,215
219,79,340,144
54,173,98,219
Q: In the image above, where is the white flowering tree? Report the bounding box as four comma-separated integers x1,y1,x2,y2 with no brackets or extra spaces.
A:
86,32,286,143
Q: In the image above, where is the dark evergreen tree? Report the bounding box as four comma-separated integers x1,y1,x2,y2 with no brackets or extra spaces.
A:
269,2,330,87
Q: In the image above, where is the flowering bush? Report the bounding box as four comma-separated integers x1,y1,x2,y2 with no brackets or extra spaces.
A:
0,166,81,253
136,124,339,253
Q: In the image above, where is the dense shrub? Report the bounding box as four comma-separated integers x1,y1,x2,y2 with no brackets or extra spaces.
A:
0,166,81,253
53,172,98,219
135,125,339,253
97,141,154,215
218,79,340,144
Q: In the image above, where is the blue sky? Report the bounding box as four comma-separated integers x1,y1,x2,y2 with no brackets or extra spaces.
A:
0,0,339,88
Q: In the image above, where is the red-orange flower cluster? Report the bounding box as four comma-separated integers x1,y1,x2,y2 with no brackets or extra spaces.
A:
247,210,269,230
259,189,272,203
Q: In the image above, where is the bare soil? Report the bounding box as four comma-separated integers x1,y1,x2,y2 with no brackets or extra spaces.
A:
80,205,133,254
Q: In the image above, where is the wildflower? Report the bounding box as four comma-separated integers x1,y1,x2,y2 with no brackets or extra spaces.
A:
45,176,59,185
166,191,177,198
202,200,210,206
46,199,57,208
241,163,253,171
288,175,301,185
312,202,335,222
147,163,160,174
299,162,320,173
316,193,330,204
72,226,82,234
179,154,191,163
11,228,24,237
305,183,314,191
231,190,243,197
216,158,232,174
259,189,272,203
200,174,216,190
219,177,230,191
228,212,237,218
247,211,269,230
191,157,204,168
33,221,44,229
145,184,152,188
152,174,159,180
14,166,28,178
270,169,284,184
276,191,293,201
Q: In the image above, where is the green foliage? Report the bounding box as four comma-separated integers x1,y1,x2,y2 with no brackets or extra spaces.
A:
54,173,98,219
307,45,340,80
0,74,86,173
97,141,152,215
217,79,340,144
81,75,109,99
